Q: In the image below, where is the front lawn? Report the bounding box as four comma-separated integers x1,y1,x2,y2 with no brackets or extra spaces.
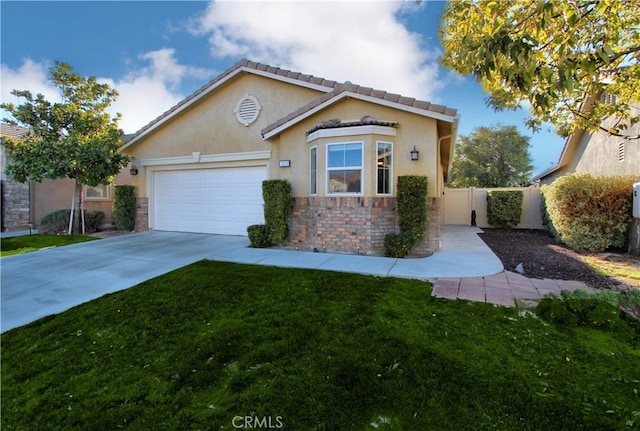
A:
2,261,639,430
0,234,99,257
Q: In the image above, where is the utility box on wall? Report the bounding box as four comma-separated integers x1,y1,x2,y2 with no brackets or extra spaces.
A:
629,182,640,255
633,182,640,219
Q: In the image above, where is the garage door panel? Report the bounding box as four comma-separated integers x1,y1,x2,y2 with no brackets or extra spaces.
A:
153,166,266,235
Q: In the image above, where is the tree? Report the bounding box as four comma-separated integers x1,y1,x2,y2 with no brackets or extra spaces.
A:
439,0,640,139
1,61,130,233
448,125,533,188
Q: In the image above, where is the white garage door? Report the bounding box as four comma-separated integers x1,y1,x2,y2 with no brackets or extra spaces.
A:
153,166,266,235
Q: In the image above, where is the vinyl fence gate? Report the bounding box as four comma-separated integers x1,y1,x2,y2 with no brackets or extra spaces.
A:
442,186,545,230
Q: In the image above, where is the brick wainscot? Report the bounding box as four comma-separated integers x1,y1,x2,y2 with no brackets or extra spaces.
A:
135,197,149,231
288,196,441,256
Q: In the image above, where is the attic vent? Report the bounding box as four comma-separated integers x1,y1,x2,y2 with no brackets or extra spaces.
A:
234,94,261,126
618,141,625,162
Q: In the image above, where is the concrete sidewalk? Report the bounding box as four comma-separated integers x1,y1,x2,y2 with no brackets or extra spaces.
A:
1,226,502,332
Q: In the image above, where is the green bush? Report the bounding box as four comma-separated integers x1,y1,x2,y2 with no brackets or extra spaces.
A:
383,234,413,258
40,209,104,234
262,180,294,245
486,190,523,228
86,211,105,233
396,176,428,246
536,294,637,337
541,174,635,252
113,185,136,231
247,224,271,248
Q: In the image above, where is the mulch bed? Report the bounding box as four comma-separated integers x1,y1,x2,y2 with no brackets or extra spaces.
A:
478,229,618,289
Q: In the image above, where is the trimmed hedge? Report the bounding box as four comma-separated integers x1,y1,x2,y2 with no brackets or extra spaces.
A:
385,176,428,257
487,190,523,228
262,180,294,245
113,185,136,231
383,234,413,258
247,224,271,248
541,174,635,252
40,209,104,234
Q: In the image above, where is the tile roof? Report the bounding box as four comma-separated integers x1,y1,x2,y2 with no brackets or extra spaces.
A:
124,59,458,147
0,123,29,138
126,59,339,145
261,81,458,139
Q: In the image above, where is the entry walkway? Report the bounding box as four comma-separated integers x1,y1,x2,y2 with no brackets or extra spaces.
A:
432,271,592,307
2,225,503,331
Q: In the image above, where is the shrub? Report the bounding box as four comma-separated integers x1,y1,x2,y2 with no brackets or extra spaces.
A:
486,190,523,228
618,289,640,322
86,210,105,233
541,174,634,252
113,185,136,231
383,234,413,258
396,176,428,246
40,209,104,234
262,180,294,245
247,224,271,248
536,293,638,337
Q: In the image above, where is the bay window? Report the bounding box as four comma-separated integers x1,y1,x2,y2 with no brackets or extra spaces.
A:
327,142,363,194
377,141,392,194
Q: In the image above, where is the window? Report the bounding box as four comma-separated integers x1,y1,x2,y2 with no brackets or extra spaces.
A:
84,184,109,200
327,142,363,194
377,142,392,194
310,146,318,195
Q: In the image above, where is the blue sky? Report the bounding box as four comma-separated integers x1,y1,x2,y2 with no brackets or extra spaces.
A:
1,1,565,176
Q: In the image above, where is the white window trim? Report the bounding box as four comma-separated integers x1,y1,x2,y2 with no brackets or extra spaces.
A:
326,141,364,195
307,125,396,142
84,184,111,201
310,145,318,195
376,141,393,196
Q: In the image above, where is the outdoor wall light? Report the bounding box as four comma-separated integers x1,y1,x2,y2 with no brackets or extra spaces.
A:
130,165,139,176
410,146,420,161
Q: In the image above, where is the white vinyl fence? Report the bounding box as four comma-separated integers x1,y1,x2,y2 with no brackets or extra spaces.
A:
442,186,545,229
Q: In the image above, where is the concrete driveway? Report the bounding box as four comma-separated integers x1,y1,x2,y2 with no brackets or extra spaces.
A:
1,226,502,332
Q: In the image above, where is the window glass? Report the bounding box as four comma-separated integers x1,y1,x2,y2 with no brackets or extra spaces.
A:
327,142,362,194
310,147,318,194
85,184,109,199
377,142,392,194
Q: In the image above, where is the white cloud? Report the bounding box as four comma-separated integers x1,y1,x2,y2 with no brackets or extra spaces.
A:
193,1,443,101
1,49,213,134
106,48,213,133
1,60,62,109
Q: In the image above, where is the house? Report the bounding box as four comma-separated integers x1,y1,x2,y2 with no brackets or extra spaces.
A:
121,59,459,255
533,98,640,185
1,123,131,231
532,98,640,255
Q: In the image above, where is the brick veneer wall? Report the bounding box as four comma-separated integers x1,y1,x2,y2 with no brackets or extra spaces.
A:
1,179,31,231
135,197,149,231
288,196,441,256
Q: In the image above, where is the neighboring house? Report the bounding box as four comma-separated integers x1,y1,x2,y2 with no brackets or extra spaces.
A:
121,59,459,255
1,123,131,231
534,98,640,185
1,123,31,231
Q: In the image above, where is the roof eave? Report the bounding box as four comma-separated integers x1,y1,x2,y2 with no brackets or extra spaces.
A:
262,91,457,140
120,63,335,151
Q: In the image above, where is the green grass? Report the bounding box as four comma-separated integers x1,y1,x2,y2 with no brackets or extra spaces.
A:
2,261,639,430
0,234,99,257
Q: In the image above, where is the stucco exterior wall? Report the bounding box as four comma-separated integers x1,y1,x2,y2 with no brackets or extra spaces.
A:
539,105,640,185
124,73,325,196
32,169,131,227
271,98,441,198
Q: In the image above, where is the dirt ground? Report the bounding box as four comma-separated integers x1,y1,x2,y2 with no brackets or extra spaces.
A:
478,229,639,289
